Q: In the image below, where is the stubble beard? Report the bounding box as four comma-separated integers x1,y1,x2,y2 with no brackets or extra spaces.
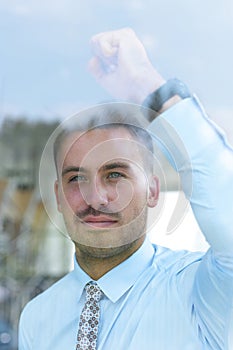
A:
66,205,149,259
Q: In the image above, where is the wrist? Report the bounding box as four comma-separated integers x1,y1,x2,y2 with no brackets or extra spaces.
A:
158,95,182,113
133,67,166,104
142,79,191,120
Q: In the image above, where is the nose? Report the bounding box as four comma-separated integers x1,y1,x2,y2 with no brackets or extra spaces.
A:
81,179,109,209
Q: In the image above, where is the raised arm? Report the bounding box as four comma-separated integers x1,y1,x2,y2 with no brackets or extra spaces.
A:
89,28,233,348
89,27,233,254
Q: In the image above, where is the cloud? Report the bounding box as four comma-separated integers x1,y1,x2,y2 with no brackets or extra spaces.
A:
0,0,89,22
1,0,233,120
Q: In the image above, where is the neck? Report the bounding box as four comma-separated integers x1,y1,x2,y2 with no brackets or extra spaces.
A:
75,236,145,280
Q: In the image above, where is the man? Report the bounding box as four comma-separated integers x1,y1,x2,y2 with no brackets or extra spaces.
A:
19,28,233,349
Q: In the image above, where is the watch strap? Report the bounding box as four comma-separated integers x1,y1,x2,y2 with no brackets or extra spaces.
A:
142,78,191,112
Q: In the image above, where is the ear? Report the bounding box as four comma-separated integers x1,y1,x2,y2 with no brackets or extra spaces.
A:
54,180,62,212
147,175,159,208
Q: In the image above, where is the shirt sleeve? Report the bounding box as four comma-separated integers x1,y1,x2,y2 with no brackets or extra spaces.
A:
148,96,233,349
18,302,34,350
148,95,233,254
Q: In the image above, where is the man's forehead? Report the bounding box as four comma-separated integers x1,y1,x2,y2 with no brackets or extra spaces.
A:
73,126,135,141
62,127,137,152
58,127,146,170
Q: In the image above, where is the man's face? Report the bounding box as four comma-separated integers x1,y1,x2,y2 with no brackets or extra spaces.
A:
55,127,159,252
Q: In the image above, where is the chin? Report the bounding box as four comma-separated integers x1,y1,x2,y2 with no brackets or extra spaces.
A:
75,239,142,259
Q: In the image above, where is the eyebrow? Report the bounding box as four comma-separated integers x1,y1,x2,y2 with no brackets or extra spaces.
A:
61,162,130,177
102,162,131,171
62,166,85,177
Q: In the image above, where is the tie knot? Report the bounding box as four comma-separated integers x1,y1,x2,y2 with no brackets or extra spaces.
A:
85,282,103,303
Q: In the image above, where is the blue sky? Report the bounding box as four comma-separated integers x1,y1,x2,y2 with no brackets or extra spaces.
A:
1,0,233,138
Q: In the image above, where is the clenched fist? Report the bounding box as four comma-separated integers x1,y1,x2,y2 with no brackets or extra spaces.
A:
89,28,165,104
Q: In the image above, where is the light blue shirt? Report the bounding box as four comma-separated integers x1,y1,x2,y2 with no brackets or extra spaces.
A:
19,97,233,349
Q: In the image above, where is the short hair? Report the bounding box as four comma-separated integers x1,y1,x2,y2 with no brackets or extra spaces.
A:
53,103,155,173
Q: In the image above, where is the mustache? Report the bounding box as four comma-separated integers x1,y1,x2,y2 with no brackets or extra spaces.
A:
75,206,121,220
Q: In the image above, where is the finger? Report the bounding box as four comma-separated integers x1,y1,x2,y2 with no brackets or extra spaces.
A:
88,55,117,79
91,32,119,59
88,56,105,79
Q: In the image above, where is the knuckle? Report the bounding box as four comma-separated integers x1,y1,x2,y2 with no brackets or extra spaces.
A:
122,27,135,36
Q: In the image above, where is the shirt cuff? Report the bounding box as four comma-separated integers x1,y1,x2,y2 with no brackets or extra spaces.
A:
148,95,232,171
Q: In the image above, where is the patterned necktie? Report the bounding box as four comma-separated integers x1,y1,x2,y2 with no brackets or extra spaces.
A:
76,282,103,350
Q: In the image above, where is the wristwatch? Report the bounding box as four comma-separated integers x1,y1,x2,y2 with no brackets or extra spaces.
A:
142,78,191,113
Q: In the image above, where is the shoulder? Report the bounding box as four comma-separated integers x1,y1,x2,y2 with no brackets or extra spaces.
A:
19,269,79,347
152,244,205,274
20,269,77,320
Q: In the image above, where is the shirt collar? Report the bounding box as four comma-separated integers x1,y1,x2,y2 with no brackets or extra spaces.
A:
73,257,91,303
73,238,155,303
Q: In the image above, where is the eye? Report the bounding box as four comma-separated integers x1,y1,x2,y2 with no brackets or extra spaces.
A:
107,172,125,180
68,174,88,183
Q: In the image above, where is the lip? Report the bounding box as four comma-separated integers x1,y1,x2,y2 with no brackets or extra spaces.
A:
82,215,118,228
